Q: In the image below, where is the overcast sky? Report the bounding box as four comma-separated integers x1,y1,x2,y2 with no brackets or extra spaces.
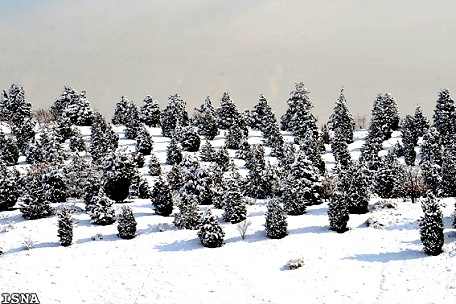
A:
1,0,456,123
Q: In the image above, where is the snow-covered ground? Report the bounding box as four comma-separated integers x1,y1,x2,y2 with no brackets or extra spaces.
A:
1,127,456,304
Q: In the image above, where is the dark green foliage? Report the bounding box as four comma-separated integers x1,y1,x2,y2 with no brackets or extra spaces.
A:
200,140,216,162
0,132,19,166
198,209,225,248
90,112,119,165
414,104,429,138
136,126,153,155
132,151,145,168
265,198,288,239
166,165,184,191
117,205,137,239
432,89,454,143
166,137,182,165
102,150,137,202
129,175,151,199
63,90,94,126
222,168,247,224
89,192,116,225
148,152,162,176
373,153,397,198
139,95,161,127
83,170,102,212
281,183,307,215
225,124,245,150
69,127,87,152
151,175,174,216
173,193,201,230
401,114,417,166
215,146,230,171
161,94,189,137
346,162,370,214
0,164,20,211
194,96,219,140
43,167,67,203
20,165,52,220
329,88,355,144
328,190,349,233
420,192,444,256
420,127,442,194
57,207,74,247
331,130,351,170
180,127,201,152
124,102,141,140
250,94,277,133
215,92,246,134
437,148,456,197
112,96,130,125
50,86,77,120
179,154,212,205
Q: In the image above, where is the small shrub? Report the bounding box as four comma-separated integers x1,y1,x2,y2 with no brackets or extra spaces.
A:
236,220,252,240
286,257,305,270
117,205,137,239
22,236,35,250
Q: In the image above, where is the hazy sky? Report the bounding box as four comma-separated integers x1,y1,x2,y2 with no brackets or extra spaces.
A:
1,0,456,123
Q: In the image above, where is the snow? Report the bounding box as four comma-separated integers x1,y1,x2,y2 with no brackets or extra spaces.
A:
1,127,456,303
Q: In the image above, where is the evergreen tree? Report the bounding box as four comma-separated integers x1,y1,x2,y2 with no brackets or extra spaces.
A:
64,154,91,199
69,127,87,153
198,209,225,248
281,181,307,216
173,192,201,230
369,93,400,142
129,174,151,199
90,112,119,165
57,207,74,247
102,149,137,202
215,92,245,133
42,167,67,203
132,151,145,168
166,164,184,191
437,147,456,197
225,124,245,150
151,175,174,216
117,205,137,239
329,88,355,143
414,104,429,138
83,168,102,213
419,192,444,256
200,139,216,162
89,191,116,225
148,152,162,176
161,94,189,137
265,198,288,239
64,90,94,126
359,122,383,173
112,96,130,125
180,126,201,152
328,190,350,233
166,137,182,165
420,127,443,194
235,139,252,160
0,164,20,211
223,166,247,223
207,163,225,209
330,129,351,170
250,94,277,132
264,123,285,158
136,126,153,155
0,132,19,166
244,162,267,199
50,86,77,119
139,95,161,127
346,162,370,214
432,89,454,142
373,153,397,198
179,154,212,205
194,96,219,140
124,101,141,140
20,165,52,220
215,146,230,171
401,114,418,166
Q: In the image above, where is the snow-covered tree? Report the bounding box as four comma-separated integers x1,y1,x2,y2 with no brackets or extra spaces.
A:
69,127,87,153
328,190,349,233
420,127,443,194
0,132,19,166
166,164,184,191
102,149,137,202
414,104,429,138
223,166,247,223
173,192,201,230
369,93,400,142
215,92,246,134
161,94,189,137
265,198,288,239
166,137,182,165
225,124,245,150
83,168,102,213
330,130,351,170
432,89,454,142
0,164,20,211
42,167,67,203
148,152,162,176
117,205,137,239
419,192,444,256
198,209,225,248
89,191,116,225
329,88,355,143
57,207,74,247
124,101,141,140
437,147,456,197
129,175,151,199
215,146,230,171
90,112,119,165
180,126,201,152
373,153,398,198
64,90,94,126
20,165,52,220
194,96,219,140
250,94,277,133
112,96,130,125
200,139,216,162
136,126,153,155
139,95,161,127
179,154,212,205
50,86,77,120
151,175,174,216
346,162,370,214
401,114,418,166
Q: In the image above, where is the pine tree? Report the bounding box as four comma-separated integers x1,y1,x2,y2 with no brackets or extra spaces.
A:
179,154,212,205
102,150,137,202
215,92,245,132
265,198,288,239
223,166,247,223
373,153,397,198
129,174,151,199
369,93,400,142
148,152,162,176
151,175,174,216
0,132,19,166
112,96,130,125
161,94,189,137
264,123,285,158
139,95,161,127
401,114,418,166
419,192,444,256
281,182,307,216
117,205,137,239
0,164,20,211
166,137,182,165
42,167,67,203
69,127,87,153
235,139,252,160
20,165,52,220
180,127,201,152
346,162,370,214
328,190,350,233
83,169,102,213
250,94,277,132
198,209,225,248
173,192,201,230
64,90,94,126
50,86,77,119
420,126,443,194
331,129,351,170
194,96,219,140
166,164,184,191
89,191,116,225
225,124,245,150
329,88,355,143
132,151,145,168
414,104,429,138
215,146,230,171
136,126,153,155
57,207,74,247
200,140,216,162
437,147,456,197
124,101,141,140
90,112,119,165
432,89,454,142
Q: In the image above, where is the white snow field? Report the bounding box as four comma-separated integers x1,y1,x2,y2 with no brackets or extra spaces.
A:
1,126,456,304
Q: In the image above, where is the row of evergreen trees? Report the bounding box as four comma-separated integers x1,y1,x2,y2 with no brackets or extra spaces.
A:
0,83,452,253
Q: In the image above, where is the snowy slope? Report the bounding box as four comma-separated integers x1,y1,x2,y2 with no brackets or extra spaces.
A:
1,127,456,304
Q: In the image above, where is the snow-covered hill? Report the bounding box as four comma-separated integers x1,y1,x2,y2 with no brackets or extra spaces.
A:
1,127,456,304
